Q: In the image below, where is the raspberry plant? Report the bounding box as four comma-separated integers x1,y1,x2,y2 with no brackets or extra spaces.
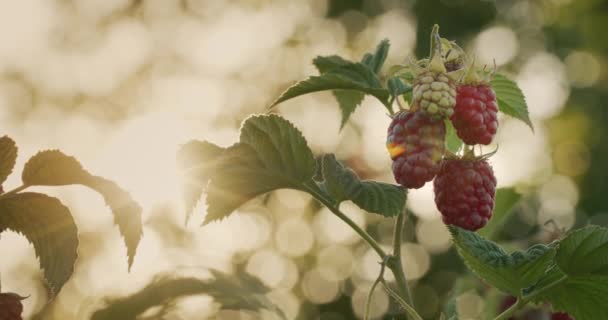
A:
180,25,608,320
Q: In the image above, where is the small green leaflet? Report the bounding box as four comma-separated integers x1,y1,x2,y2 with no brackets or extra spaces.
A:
361,38,390,74
0,193,78,294
21,150,142,268
90,270,286,320
450,226,555,297
313,55,365,129
492,74,533,130
270,62,389,111
271,39,392,129
177,140,226,223
320,154,405,217
205,114,316,224
202,114,406,224
444,120,464,154
0,136,17,185
313,55,351,73
530,226,608,320
478,188,522,240
387,77,411,98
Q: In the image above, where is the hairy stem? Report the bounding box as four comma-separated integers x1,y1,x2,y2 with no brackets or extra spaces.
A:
364,257,388,320
387,208,414,308
0,184,29,200
381,280,423,320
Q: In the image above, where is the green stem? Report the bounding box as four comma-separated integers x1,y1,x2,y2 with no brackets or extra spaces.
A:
387,210,414,308
493,274,568,320
364,257,388,320
0,184,29,200
381,280,423,320
304,184,387,259
494,298,523,320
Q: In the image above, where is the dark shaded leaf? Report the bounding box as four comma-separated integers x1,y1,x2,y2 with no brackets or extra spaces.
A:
21,150,142,268
0,193,78,294
270,62,389,108
450,226,555,297
362,39,390,74
531,226,608,320
320,154,405,217
205,114,316,224
0,136,17,185
91,270,286,320
177,141,226,223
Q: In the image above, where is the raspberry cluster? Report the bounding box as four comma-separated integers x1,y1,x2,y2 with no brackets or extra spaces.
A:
385,25,501,231
0,293,24,320
387,110,446,189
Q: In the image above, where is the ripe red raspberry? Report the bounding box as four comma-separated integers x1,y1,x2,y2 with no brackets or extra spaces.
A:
0,293,25,320
434,158,496,231
450,84,499,145
552,312,574,320
386,110,446,189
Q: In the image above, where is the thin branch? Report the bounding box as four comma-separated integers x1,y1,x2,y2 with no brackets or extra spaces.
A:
387,206,414,307
381,280,423,320
303,183,387,259
364,256,389,320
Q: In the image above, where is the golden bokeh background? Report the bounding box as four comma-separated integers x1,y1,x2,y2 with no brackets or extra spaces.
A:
0,0,606,319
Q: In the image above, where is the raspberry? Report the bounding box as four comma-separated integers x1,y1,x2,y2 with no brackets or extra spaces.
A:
412,71,457,118
386,110,446,189
451,84,498,145
0,293,25,320
434,158,496,231
552,312,574,320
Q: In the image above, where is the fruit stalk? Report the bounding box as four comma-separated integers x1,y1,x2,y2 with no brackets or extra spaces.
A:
387,211,414,308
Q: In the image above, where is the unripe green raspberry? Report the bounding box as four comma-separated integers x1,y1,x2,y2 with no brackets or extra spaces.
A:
412,71,457,118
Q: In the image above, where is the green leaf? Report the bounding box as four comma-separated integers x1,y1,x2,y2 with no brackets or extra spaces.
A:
21,150,142,268
531,226,608,320
362,39,390,74
478,188,522,239
84,176,143,268
450,226,555,297
270,62,389,109
205,114,316,224
334,91,365,129
492,74,533,130
0,136,17,185
320,154,405,217
90,269,286,320
444,120,464,154
313,55,351,73
177,140,226,223
0,193,78,294
313,56,366,128
387,77,411,98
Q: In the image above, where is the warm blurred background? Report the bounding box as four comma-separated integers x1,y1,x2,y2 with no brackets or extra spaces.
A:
0,0,606,319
